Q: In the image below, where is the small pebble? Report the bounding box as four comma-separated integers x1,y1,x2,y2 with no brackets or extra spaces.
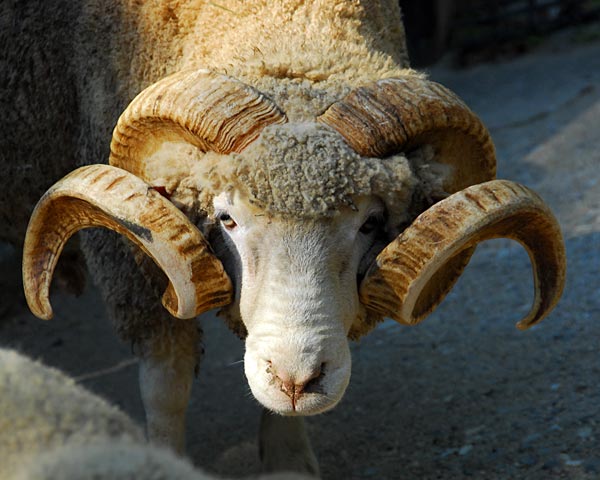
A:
560,453,584,467
465,425,485,437
577,426,592,439
521,432,542,446
459,445,473,456
440,448,457,458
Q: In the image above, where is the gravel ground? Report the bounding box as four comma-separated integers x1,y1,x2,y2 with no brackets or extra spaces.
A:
1,29,599,480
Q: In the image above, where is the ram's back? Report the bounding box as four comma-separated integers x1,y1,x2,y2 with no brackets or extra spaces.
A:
0,1,84,242
0,0,409,243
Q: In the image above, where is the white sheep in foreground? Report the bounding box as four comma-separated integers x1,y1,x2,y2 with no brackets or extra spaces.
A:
1,0,565,474
0,348,311,480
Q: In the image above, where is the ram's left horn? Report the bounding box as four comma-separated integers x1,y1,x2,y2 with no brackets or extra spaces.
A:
359,180,566,329
319,76,497,325
23,164,232,320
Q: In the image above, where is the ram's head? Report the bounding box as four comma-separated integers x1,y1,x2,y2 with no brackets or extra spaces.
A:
23,70,565,416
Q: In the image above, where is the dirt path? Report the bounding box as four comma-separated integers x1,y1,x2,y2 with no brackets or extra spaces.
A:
1,32,599,480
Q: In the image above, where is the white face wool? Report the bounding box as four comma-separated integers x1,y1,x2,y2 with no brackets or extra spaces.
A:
212,191,385,415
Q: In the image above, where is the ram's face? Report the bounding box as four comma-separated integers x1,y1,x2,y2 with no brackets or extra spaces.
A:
211,191,386,414
24,70,565,421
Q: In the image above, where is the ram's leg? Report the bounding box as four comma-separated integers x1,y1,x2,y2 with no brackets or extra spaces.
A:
80,229,201,454
138,319,200,454
259,409,320,476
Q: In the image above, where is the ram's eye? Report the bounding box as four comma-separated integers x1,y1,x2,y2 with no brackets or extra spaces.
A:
218,213,237,230
359,215,381,235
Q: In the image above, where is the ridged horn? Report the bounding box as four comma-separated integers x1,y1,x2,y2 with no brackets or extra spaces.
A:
23,165,232,321
319,75,498,324
318,75,496,192
359,180,566,330
109,69,287,180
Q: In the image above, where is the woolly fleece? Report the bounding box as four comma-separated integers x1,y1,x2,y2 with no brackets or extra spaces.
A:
168,124,445,228
97,1,411,112
19,441,311,479
0,349,141,479
0,349,312,480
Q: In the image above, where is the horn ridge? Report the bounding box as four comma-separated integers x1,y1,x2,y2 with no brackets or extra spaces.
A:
359,180,566,330
23,164,232,321
318,75,496,192
109,69,287,180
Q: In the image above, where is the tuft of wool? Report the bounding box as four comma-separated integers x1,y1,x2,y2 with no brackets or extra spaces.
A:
19,441,311,479
171,123,445,233
0,349,142,479
231,123,417,221
0,348,322,480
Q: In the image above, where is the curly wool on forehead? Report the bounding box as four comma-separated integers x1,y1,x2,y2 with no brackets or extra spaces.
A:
206,123,421,222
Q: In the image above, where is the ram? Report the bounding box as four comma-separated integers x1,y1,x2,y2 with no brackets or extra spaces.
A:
1,0,565,474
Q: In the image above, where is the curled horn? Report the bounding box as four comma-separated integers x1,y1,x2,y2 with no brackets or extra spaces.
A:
319,76,497,319
110,69,288,178
359,180,566,329
23,165,232,320
25,69,286,321
318,76,496,191
319,76,565,327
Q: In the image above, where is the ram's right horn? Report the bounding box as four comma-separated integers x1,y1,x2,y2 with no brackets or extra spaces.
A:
23,164,232,321
359,180,566,329
109,69,287,180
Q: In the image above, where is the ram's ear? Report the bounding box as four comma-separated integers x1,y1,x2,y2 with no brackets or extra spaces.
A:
23,165,233,320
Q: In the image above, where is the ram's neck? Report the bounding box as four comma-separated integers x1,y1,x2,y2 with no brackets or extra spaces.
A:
106,0,411,120
185,0,408,78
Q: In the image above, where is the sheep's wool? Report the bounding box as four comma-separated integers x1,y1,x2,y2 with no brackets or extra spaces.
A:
0,349,142,479
172,123,438,229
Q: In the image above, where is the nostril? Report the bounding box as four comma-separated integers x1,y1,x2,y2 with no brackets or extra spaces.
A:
311,362,324,380
265,359,274,375
303,362,325,394
280,379,296,397
273,362,326,399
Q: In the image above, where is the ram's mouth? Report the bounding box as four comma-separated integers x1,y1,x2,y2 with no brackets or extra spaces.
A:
256,384,346,417
244,350,351,416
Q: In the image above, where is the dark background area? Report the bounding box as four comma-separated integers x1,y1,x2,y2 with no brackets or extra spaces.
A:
401,0,600,65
